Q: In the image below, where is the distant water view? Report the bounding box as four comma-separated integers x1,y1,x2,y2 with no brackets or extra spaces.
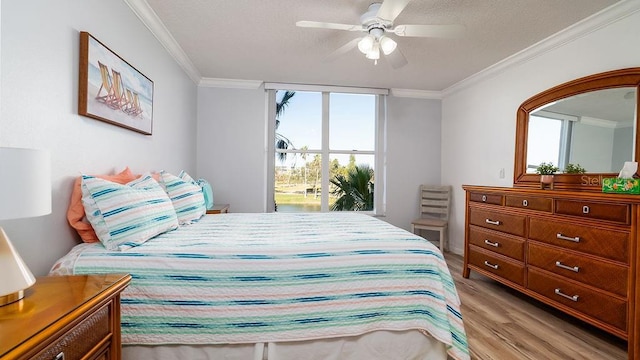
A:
276,203,322,212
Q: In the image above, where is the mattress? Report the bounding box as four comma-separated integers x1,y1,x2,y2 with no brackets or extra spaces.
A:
51,212,469,360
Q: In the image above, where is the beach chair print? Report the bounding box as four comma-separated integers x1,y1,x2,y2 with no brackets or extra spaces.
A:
109,70,129,111
131,92,143,116
95,61,116,104
123,88,136,115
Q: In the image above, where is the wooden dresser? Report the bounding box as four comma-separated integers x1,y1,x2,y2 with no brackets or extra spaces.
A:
0,273,131,360
463,185,640,357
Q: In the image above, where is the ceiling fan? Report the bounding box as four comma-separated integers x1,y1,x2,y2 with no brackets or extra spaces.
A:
296,0,465,69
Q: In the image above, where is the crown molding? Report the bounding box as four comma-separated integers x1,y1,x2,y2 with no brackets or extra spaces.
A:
199,78,264,89
123,0,201,84
580,116,629,129
442,0,640,97
390,88,442,99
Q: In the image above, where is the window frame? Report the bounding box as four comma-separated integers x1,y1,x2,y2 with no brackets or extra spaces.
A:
265,83,387,215
528,110,577,171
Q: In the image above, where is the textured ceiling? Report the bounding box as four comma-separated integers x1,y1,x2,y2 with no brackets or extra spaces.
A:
144,0,621,91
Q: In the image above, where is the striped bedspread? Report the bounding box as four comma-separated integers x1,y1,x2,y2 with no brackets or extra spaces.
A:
51,213,469,360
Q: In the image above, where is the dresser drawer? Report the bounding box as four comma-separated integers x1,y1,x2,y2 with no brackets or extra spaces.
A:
468,247,525,286
469,192,502,205
527,268,627,332
469,208,526,237
528,242,628,297
33,304,112,360
528,217,629,263
468,225,525,261
554,199,629,224
505,195,552,212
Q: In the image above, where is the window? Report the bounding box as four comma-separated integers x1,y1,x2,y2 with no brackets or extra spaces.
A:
265,84,387,214
526,110,575,172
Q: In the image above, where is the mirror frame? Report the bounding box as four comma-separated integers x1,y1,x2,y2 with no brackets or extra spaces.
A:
514,67,640,191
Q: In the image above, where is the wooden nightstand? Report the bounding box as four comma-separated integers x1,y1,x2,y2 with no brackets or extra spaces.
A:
206,203,230,214
0,273,131,360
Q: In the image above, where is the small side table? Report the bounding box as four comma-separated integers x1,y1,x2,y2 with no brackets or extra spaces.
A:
0,273,131,360
206,203,230,214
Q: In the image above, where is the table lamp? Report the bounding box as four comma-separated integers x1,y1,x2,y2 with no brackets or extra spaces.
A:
0,147,51,306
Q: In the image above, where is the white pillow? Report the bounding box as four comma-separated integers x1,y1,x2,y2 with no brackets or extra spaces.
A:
81,174,179,250
158,171,206,224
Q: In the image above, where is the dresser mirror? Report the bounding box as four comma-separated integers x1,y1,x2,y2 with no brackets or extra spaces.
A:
514,68,640,191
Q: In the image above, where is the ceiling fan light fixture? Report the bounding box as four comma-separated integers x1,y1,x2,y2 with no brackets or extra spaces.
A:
358,35,375,54
379,36,397,55
365,43,380,60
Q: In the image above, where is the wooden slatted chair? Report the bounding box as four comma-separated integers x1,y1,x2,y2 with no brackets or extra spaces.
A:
411,185,451,252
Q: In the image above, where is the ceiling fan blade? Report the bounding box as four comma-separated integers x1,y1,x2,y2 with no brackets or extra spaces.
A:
324,38,361,62
296,21,362,32
393,24,466,38
376,0,411,22
385,47,408,69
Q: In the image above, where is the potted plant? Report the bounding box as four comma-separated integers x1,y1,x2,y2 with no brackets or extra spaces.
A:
536,162,559,189
564,163,586,174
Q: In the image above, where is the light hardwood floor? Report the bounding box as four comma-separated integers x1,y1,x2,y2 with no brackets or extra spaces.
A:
445,253,627,360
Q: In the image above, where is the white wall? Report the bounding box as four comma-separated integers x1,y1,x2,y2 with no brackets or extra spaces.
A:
384,96,441,230
196,86,267,213
442,10,640,254
0,0,198,275
570,122,614,172
196,87,441,231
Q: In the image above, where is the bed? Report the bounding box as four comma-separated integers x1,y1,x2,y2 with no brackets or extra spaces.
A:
52,212,469,360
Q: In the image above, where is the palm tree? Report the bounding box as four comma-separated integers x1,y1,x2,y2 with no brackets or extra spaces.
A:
330,165,374,211
275,90,296,162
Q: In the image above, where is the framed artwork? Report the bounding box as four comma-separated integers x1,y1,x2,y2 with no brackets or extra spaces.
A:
78,31,154,135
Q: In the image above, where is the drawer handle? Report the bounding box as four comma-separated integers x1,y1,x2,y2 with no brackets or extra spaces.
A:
485,219,501,226
582,205,590,214
484,260,499,270
482,195,487,202
522,199,528,207
55,352,65,360
484,239,500,247
554,288,579,302
555,261,580,273
556,233,580,243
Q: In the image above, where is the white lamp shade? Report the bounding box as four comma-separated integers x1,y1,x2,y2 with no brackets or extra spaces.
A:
366,43,380,60
0,148,51,220
379,36,397,55
0,147,50,305
357,35,374,54
0,227,36,298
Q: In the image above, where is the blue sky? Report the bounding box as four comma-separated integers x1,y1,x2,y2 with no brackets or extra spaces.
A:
276,91,376,168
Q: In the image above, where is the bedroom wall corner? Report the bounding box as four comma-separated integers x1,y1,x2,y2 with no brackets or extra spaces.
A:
441,9,640,256
384,95,441,232
0,0,198,275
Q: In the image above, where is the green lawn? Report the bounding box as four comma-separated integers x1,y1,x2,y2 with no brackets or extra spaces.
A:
275,192,321,205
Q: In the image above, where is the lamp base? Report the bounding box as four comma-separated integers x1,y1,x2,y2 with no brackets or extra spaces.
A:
0,289,25,306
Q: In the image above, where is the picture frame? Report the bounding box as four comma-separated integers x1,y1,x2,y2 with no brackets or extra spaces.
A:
78,31,154,135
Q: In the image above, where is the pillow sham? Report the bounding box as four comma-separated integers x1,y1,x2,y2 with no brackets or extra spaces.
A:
158,171,206,224
67,167,138,243
81,174,179,251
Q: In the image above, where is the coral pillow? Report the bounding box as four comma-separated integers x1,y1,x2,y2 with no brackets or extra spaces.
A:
67,167,138,242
